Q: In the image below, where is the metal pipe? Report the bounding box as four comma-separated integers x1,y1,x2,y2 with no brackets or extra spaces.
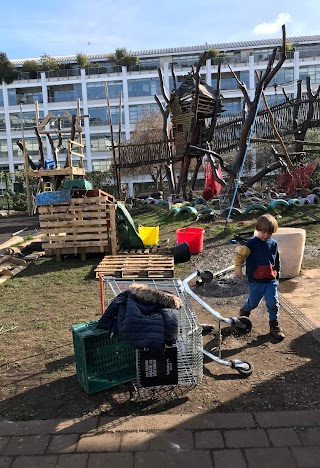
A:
182,271,234,324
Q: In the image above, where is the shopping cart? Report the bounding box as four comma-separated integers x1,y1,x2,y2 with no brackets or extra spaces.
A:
99,268,253,389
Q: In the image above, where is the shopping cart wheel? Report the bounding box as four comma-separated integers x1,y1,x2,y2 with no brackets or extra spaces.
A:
237,317,252,332
234,360,253,376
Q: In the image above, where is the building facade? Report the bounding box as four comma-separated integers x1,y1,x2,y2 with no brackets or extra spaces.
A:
1,35,320,195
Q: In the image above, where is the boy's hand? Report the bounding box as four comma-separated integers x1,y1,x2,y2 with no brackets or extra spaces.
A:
234,268,243,279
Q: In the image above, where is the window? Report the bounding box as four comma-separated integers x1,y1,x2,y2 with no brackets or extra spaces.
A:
0,90,3,107
299,65,320,84
128,78,161,97
8,87,43,106
13,137,46,157
0,114,6,130
0,139,8,157
212,71,249,91
90,134,110,152
10,111,44,130
269,68,294,87
129,103,159,124
50,109,83,128
88,108,107,126
88,107,124,126
87,81,123,100
222,99,242,115
91,159,113,171
47,84,82,103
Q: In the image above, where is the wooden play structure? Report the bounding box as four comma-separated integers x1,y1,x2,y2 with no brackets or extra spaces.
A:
21,100,87,214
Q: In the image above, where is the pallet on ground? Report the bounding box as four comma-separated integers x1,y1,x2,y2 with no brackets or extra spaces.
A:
95,254,174,278
0,255,28,284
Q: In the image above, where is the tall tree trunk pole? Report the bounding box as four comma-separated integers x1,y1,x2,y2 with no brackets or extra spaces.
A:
105,83,120,199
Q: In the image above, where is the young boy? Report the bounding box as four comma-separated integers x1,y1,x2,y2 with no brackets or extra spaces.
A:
234,213,285,341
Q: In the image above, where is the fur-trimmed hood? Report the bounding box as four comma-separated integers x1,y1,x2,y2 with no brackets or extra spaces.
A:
128,283,183,309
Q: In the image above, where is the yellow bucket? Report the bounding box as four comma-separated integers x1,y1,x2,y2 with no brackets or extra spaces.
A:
138,225,160,246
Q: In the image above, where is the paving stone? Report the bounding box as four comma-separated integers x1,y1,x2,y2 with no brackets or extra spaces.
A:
148,430,194,451
267,428,302,447
194,430,224,449
11,455,58,467
183,413,255,430
134,449,213,467
255,410,320,428
55,453,88,468
99,413,255,432
99,414,192,431
120,432,154,451
213,449,247,468
3,435,51,456
245,447,297,468
296,427,320,446
0,421,59,437
0,438,9,455
46,434,79,454
87,452,134,468
225,429,269,448
0,418,98,437
0,456,13,468
77,432,121,452
291,446,320,467
54,418,99,434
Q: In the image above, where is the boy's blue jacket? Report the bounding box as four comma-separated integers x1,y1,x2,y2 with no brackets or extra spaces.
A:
234,236,280,282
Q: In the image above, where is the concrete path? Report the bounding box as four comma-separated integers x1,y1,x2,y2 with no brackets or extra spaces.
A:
279,269,320,329
0,410,320,467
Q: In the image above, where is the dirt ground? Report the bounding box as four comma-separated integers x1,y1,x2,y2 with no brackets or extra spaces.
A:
0,214,320,421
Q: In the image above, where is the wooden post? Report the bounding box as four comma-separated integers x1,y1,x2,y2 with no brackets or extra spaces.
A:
109,203,118,255
23,142,33,215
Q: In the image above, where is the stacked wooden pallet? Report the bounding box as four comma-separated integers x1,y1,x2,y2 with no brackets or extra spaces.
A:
95,254,174,279
38,190,117,260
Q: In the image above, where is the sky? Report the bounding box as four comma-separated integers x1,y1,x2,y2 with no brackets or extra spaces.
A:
1,0,320,60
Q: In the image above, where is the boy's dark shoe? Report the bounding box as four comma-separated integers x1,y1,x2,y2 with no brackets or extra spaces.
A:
269,320,285,341
239,307,250,317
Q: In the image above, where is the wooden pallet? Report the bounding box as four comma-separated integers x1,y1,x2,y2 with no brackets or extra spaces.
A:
39,193,117,260
95,254,174,278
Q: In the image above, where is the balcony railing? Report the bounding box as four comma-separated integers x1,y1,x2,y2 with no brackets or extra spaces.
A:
85,65,122,77
45,69,81,80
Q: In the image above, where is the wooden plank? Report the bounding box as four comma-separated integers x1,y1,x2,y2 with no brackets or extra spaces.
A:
41,225,108,237
109,204,117,256
43,240,108,249
25,167,85,177
40,219,108,229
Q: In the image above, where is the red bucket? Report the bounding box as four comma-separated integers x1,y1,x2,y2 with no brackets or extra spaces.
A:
176,227,205,255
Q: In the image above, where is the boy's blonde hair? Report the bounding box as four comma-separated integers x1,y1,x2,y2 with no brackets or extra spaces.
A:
256,214,278,233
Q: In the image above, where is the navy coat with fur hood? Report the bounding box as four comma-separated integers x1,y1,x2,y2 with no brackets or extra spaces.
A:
97,283,182,352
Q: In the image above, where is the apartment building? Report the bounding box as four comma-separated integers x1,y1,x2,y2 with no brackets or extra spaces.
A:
1,34,320,195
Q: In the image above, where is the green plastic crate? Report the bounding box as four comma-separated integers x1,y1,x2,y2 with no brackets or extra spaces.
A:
72,321,136,394
64,179,93,190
